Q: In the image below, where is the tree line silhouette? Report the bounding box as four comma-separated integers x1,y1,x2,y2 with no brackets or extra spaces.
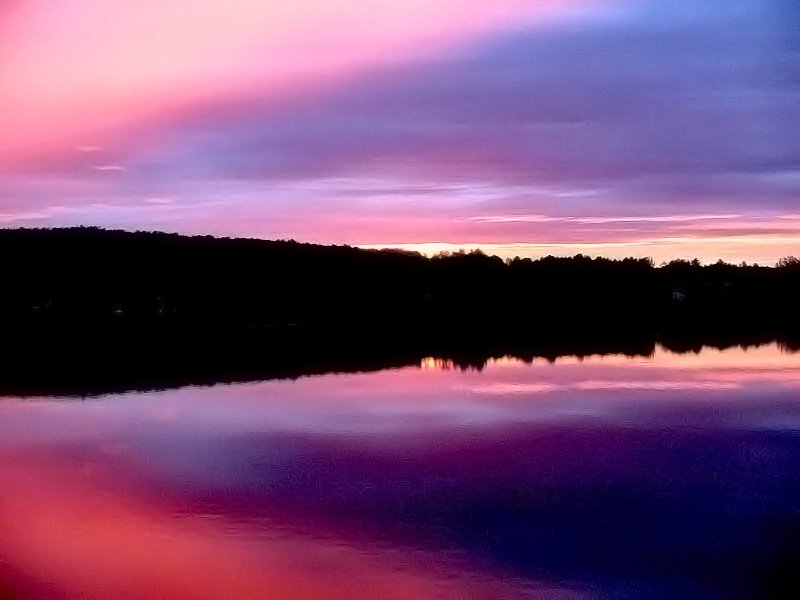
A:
0,226,797,395
3,226,798,336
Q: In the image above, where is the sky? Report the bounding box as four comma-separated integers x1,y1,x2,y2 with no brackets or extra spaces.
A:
1,0,799,264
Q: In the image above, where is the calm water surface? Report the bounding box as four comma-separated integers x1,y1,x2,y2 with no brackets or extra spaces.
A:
1,344,799,599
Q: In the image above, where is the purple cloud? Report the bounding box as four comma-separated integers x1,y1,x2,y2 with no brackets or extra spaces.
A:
130,0,798,209
2,0,798,263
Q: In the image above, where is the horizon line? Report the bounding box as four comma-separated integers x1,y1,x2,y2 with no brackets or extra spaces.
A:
2,224,797,268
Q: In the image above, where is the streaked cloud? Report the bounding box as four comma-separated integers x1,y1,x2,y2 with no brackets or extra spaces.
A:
92,165,128,172
467,214,742,225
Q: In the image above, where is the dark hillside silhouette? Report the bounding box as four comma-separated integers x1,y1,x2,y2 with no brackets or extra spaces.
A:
0,226,798,395
0,227,800,337
2,226,798,335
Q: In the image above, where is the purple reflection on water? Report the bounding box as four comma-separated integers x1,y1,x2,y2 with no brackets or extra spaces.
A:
1,344,799,599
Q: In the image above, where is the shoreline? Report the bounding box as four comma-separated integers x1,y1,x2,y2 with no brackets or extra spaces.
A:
1,326,796,398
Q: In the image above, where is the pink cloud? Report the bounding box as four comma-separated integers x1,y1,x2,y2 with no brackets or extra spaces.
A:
2,0,796,267
0,0,600,167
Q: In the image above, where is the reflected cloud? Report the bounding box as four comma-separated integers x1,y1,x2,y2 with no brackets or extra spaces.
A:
0,455,553,600
2,343,800,598
459,383,563,395
572,380,740,391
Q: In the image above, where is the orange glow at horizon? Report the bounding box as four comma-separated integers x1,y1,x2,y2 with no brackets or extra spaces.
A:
359,233,800,266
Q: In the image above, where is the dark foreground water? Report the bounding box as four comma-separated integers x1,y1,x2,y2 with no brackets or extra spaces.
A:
1,344,799,599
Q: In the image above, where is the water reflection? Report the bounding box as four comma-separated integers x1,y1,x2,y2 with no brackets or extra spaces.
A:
1,343,799,598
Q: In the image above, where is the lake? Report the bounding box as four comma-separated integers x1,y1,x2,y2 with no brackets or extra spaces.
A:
1,343,799,599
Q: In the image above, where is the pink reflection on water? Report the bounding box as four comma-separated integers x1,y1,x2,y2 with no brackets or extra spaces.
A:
0,452,568,599
1,342,799,598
